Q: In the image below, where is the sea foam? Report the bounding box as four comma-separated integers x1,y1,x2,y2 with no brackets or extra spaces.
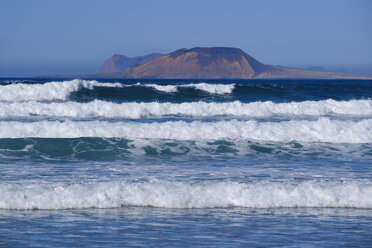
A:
1,180,371,210
143,82,235,94
0,99,371,118
0,80,235,102
1,118,371,143
0,79,122,102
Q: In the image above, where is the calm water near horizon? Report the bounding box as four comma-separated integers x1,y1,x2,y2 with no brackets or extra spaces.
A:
0,78,371,247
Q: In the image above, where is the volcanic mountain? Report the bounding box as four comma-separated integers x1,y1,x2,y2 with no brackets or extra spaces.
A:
122,47,268,79
59,47,370,79
95,47,370,79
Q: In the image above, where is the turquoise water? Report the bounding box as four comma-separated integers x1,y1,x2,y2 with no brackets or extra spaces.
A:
0,79,371,247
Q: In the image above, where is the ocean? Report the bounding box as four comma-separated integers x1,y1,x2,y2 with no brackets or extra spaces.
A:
0,78,371,247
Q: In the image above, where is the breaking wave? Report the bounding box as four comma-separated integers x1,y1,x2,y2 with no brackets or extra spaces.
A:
0,99,371,118
142,82,235,94
1,118,371,143
0,79,123,102
0,80,235,102
1,180,371,210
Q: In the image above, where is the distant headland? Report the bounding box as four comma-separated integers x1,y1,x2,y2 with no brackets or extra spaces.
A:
68,47,372,79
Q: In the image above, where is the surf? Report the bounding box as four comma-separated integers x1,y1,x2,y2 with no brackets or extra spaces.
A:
1,180,371,210
1,118,371,143
0,99,371,118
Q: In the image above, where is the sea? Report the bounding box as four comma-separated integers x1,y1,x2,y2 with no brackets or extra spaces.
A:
0,78,371,247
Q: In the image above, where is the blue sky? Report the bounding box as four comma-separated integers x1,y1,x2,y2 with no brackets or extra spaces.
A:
0,0,371,76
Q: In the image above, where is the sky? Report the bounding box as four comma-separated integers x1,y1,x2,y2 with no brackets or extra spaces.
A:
0,0,371,77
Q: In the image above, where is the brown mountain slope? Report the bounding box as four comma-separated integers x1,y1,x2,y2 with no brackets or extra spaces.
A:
99,53,163,73
123,47,269,79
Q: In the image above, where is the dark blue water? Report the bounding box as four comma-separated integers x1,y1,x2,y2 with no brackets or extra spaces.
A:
0,78,371,247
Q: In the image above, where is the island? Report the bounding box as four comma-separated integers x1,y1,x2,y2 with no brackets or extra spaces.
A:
67,47,372,79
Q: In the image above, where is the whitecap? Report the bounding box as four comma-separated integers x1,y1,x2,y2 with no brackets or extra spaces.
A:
1,180,371,210
0,79,122,102
0,99,371,118
1,118,371,143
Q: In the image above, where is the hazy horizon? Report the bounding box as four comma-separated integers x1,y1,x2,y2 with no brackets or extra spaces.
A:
1,0,371,77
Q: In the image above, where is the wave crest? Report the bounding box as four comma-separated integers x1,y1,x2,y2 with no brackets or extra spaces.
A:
143,82,235,94
1,180,371,210
0,99,371,118
0,80,235,102
1,118,371,143
0,79,122,102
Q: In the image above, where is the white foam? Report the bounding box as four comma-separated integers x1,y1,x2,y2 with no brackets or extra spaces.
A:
0,79,122,102
1,118,371,143
145,84,178,93
0,80,234,102
0,99,371,118
0,180,371,210
142,82,235,94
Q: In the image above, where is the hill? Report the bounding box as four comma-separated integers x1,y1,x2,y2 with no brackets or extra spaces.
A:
55,47,372,79
99,53,163,73
102,47,372,79
122,47,268,79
